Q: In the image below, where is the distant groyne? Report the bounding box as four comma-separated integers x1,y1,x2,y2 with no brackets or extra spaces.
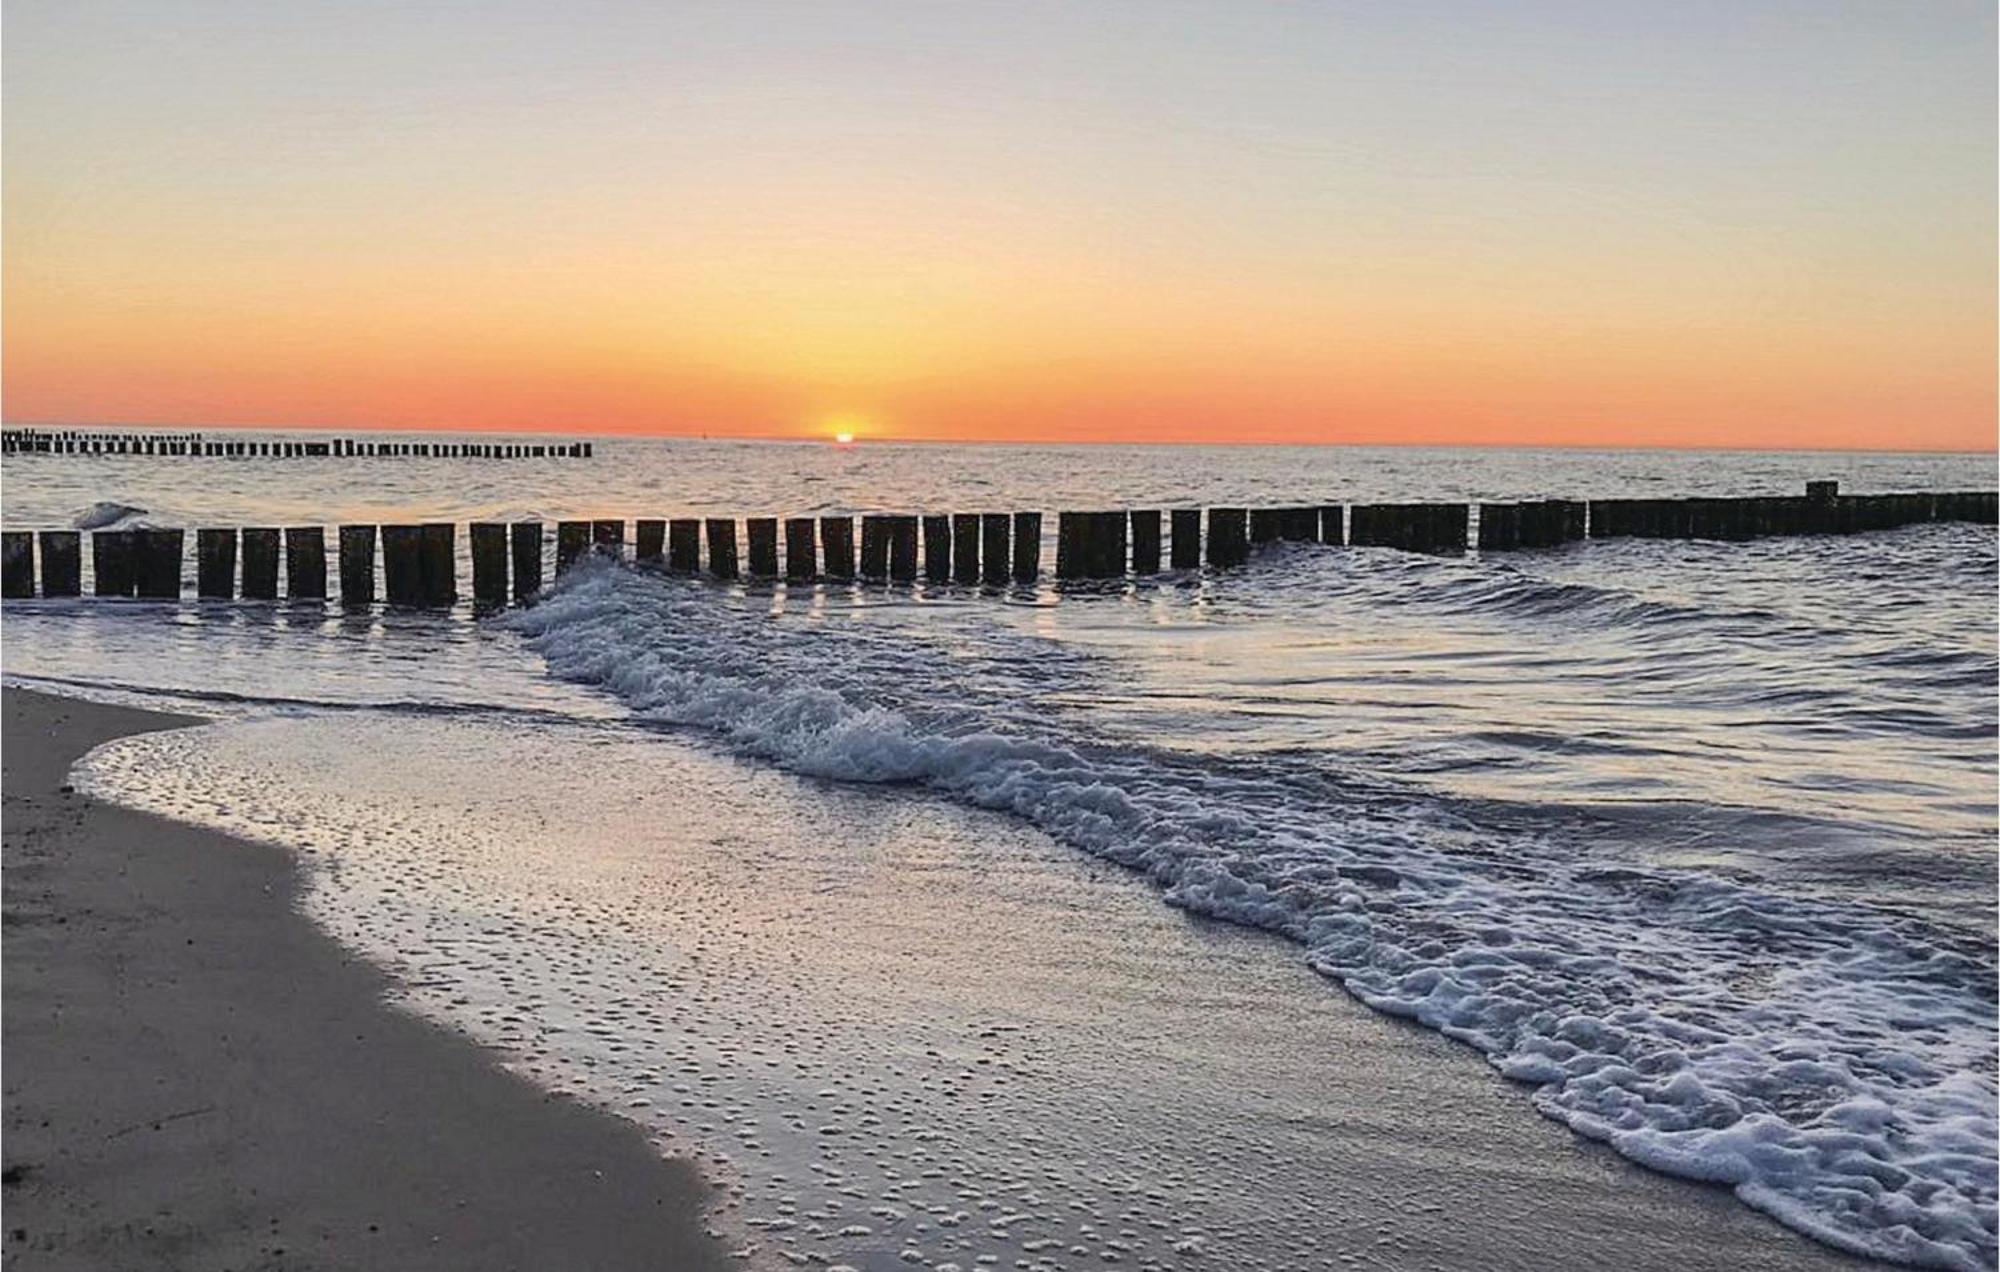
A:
1,482,1993,605
0,429,593,460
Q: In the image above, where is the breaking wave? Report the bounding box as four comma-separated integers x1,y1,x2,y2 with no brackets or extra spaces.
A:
506,559,1997,1271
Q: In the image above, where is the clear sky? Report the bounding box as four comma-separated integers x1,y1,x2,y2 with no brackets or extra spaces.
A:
4,0,1994,448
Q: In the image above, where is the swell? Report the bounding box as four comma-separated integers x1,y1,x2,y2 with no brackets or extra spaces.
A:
505,559,1999,1272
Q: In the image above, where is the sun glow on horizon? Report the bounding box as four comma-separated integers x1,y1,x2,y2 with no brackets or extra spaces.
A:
2,3,1992,451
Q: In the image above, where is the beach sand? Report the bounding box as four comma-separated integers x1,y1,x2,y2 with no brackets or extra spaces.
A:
1,685,1890,1271
1,687,732,1271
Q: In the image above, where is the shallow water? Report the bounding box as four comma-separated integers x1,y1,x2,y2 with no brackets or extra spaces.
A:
6,437,1996,1269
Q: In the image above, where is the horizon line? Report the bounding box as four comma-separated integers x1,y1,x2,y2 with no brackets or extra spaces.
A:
1,421,1994,458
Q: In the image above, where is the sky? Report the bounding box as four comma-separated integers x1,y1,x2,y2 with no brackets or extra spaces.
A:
3,0,1994,448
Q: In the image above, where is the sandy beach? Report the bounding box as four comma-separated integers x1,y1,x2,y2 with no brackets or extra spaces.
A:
3,683,1901,1270
2,686,732,1271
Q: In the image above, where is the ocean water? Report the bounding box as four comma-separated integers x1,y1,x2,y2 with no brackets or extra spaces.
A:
4,437,1995,1271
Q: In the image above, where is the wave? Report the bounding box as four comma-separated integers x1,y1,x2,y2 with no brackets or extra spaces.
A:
503,559,1998,1270
71,500,149,530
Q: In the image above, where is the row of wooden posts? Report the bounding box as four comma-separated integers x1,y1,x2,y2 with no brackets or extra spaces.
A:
0,429,593,460
3,484,1994,605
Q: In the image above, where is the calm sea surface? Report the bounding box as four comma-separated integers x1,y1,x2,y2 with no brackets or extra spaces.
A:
5,437,1996,1271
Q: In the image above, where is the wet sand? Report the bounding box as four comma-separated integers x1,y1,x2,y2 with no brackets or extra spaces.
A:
1,687,732,1271
4,685,1893,1271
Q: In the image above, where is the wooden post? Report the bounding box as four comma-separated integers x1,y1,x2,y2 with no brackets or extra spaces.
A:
1130,510,1162,575
556,521,590,574
1250,509,1282,545
706,518,739,579
746,517,779,577
1094,511,1128,576
338,526,376,604
952,513,981,584
1806,480,1838,504
1478,504,1518,551
1281,507,1319,541
39,531,81,597
2,532,32,598
1207,508,1249,567
1171,509,1202,568
241,528,280,599
420,523,456,605
470,523,508,605
785,517,817,581
859,515,889,580
592,519,624,557
197,529,237,598
1056,512,1084,579
279,527,324,599
635,519,665,563
1011,512,1041,582
381,526,422,605
668,519,701,572
981,513,1011,583
889,516,919,581
510,522,541,600
822,516,856,579
91,531,136,597
923,514,952,581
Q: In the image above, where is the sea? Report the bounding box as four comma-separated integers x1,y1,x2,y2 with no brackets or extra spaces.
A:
3,437,1995,1271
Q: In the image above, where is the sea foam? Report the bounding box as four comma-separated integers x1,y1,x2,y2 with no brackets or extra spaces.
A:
506,559,1999,1271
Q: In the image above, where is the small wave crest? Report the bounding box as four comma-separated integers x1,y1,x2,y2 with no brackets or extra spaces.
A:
72,500,149,530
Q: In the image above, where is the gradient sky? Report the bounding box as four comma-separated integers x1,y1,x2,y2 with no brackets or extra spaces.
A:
4,1,1994,447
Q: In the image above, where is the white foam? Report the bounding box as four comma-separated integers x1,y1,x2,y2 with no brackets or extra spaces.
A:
496,561,1999,1271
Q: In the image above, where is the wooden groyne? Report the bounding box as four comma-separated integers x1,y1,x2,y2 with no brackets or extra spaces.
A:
0,429,593,459
1,483,1992,606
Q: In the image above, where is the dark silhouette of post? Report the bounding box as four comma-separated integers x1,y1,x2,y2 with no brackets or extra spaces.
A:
785,518,817,581
1171,509,1201,569
923,515,952,581
952,514,981,584
241,529,280,599
746,517,779,577
340,526,377,605
556,521,590,574
470,523,508,605
706,518,739,579
93,531,136,597
2,532,32,598
420,524,456,605
38,532,80,597
200,529,238,598
859,516,889,580
1130,510,1162,575
283,527,326,599
1011,512,1041,582
635,519,665,563
668,519,700,572
888,516,919,581
822,516,856,579
1207,508,1249,567
510,522,541,600
981,513,1011,583
381,526,423,605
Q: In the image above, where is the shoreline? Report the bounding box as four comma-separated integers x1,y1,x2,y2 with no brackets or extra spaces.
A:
2,682,1903,1271
1,686,734,1271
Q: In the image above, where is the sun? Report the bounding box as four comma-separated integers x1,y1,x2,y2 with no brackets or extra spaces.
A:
820,412,873,445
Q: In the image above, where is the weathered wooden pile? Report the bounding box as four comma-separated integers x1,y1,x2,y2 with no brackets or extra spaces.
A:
0,428,592,459
1,483,1992,606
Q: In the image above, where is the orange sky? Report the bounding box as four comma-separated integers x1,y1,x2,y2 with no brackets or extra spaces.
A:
5,2,1994,450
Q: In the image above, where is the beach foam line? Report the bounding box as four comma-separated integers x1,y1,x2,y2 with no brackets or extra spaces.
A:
503,559,1999,1271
